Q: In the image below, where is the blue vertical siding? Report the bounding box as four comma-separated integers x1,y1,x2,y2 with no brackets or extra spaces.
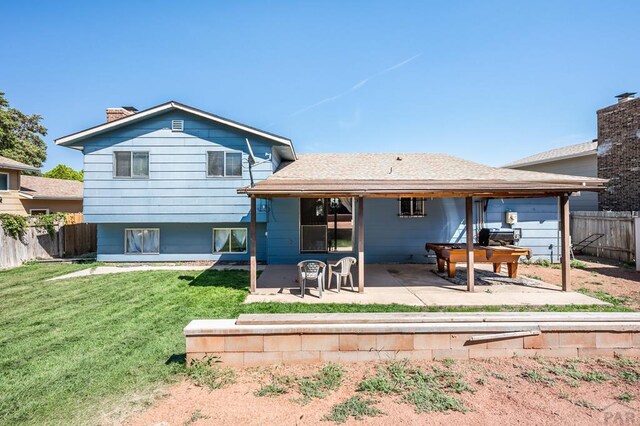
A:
97,222,267,262
266,197,467,264
266,196,558,264
483,197,559,261
364,198,466,263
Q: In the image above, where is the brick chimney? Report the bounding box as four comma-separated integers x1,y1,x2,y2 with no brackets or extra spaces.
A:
106,106,138,123
597,92,640,211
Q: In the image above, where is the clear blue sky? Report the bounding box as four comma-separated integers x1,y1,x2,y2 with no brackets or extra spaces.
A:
1,0,639,172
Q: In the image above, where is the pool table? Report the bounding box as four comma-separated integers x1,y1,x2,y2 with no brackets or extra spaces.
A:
425,243,533,278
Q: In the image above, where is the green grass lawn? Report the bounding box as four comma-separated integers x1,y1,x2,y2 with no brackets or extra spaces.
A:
0,263,632,425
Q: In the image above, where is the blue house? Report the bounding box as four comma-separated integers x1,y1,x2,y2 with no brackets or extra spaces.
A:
56,101,605,292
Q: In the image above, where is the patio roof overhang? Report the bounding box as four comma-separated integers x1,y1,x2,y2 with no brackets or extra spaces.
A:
237,177,607,199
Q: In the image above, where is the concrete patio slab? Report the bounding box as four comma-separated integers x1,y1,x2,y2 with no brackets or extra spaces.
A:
245,263,608,307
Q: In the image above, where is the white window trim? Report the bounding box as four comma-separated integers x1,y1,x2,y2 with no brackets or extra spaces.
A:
212,227,248,254
113,151,150,179
207,151,243,178
124,228,160,255
29,209,50,215
398,197,426,218
0,172,9,192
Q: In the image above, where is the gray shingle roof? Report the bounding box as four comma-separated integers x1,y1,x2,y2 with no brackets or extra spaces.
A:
0,155,39,172
241,153,606,197
503,141,597,168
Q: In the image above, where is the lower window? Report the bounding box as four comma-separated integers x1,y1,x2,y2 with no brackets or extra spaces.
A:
125,228,160,254
29,209,49,215
213,228,247,253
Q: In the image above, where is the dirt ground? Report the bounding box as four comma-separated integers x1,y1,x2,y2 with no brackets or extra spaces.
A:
519,255,640,310
123,357,639,426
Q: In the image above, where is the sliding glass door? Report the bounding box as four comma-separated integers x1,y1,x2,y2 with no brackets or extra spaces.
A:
300,198,354,253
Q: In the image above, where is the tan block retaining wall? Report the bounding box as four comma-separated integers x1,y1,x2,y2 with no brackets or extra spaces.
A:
184,313,640,368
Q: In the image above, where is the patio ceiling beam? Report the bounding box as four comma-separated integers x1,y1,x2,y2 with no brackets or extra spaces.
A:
466,197,475,292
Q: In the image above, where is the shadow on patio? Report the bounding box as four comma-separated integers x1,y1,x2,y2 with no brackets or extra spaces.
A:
246,263,607,307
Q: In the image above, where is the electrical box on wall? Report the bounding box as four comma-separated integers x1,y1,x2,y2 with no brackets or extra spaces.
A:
505,211,518,225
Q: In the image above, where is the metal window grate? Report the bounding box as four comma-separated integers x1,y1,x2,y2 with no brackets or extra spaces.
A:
171,120,184,132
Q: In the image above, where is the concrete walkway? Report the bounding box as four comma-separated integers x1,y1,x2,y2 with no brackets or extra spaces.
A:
48,263,266,281
245,264,607,307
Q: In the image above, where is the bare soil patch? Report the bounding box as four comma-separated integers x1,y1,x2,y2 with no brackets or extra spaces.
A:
520,256,640,310
123,356,640,426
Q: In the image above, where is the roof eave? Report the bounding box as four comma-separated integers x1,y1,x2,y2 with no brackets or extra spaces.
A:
54,101,294,152
504,149,597,169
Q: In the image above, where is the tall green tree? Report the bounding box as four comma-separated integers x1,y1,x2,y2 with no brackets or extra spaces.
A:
0,92,47,168
43,164,83,182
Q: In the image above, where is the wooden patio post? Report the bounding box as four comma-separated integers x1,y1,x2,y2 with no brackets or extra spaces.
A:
357,196,365,293
250,196,257,294
465,197,475,292
560,194,570,291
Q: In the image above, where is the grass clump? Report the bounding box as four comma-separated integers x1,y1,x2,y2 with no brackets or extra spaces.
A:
322,396,383,424
403,388,467,414
521,369,554,385
616,392,635,403
547,362,610,383
254,373,298,397
576,288,631,307
187,357,235,390
357,360,472,414
570,260,587,269
296,363,344,404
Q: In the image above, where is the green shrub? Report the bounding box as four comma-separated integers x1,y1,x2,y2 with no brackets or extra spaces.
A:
0,213,27,239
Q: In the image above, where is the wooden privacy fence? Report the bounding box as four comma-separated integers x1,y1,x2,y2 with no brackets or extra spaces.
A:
570,211,638,263
0,221,97,269
64,223,97,256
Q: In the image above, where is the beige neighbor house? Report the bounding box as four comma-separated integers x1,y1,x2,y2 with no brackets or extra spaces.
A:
505,92,640,212
0,155,83,215
503,140,598,211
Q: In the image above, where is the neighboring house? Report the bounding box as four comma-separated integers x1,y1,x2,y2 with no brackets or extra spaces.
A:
503,141,598,211
0,155,83,215
56,102,603,265
504,92,640,212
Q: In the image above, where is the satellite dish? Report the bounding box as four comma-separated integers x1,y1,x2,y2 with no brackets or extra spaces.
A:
245,138,256,164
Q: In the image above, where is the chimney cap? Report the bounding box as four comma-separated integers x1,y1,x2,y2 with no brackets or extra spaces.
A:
121,106,138,112
615,92,636,99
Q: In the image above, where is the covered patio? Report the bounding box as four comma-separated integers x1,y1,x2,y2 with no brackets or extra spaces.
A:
239,154,607,299
245,263,607,306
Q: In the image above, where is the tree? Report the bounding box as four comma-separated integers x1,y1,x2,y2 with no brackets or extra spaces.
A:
43,164,83,182
0,91,47,168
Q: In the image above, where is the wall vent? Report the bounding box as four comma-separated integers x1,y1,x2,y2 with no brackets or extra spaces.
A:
171,120,184,132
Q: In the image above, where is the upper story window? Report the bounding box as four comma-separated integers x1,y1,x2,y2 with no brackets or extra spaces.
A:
114,151,149,178
207,151,242,177
0,172,8,191
399,197,425,217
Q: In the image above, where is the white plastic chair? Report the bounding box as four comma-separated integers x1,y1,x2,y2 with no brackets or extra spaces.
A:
328,257,356,292
297,260,326,298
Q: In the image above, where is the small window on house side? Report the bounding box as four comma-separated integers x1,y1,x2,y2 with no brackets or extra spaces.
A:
114,151,149,178
29,209,49,215
0,173,8,191
125,228,160,254
213,228,247,253
207,151,243,177
399,197,426,217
